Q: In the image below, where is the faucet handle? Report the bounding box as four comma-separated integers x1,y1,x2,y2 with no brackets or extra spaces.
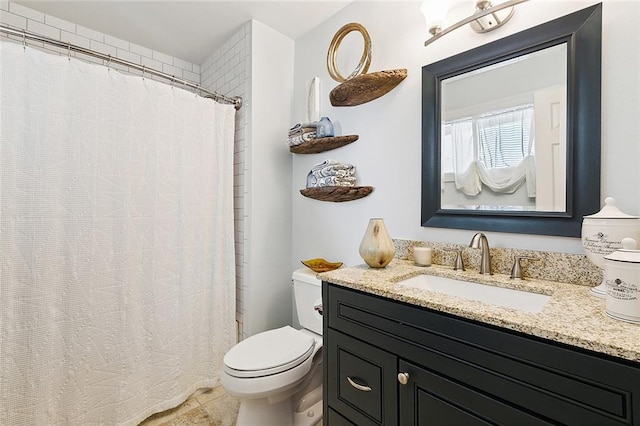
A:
445,249,465,271
510,256,538,280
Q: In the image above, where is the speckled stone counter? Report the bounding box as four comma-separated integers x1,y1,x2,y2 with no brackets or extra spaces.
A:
318,260,640,363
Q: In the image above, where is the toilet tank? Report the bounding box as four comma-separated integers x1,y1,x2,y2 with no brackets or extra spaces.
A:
292,268,323,335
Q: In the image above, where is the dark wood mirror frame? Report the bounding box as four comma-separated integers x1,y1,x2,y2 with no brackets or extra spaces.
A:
421,3,601,237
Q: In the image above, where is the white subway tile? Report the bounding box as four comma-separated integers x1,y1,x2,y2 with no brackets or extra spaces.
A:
45,14,75,33
9,2,43,22
61,31,90,49
230,31,240,48
104,34,128,51
27,20,60,39
234,150,245,165
173,57,192,72
130,42,152,58
89,39,117,56
162,63,182,78
116,48,141,65
76,24,104,42
201,76,213,89
0,1,9,11
192,64,200,75
152,50,173,65
183,70,200,84
0,9,26,28
140,56,162,71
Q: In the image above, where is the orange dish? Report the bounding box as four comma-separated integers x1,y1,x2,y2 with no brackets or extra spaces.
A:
301,258,343,273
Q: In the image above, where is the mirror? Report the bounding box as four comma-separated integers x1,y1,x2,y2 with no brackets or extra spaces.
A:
441,43,567,212
421,4,602,237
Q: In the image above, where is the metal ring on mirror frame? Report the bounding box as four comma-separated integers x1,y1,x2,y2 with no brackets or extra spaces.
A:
326,22,372,83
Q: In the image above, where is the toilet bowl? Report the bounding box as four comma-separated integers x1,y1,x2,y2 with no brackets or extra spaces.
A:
221,268,323,426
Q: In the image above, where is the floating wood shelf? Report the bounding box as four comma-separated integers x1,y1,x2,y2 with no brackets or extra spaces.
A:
289,135,359,154
300,186,373,202
330,69,407,107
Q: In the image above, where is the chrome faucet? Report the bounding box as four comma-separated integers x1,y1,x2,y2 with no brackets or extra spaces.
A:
469,232,492,275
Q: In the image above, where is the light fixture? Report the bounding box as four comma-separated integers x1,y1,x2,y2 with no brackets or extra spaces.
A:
421,0,529,47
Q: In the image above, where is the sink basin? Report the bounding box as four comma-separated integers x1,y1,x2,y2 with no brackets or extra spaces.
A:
397,274,550,313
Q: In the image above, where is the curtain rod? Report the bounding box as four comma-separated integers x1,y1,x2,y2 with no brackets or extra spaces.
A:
0,25,243,110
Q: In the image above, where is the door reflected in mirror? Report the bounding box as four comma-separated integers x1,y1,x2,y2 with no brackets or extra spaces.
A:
440,43,567,212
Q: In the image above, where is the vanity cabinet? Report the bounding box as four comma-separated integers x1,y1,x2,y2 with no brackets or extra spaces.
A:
323,282,640,425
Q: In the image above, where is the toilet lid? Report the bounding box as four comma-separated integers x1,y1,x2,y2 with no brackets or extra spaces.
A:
223,326,315,378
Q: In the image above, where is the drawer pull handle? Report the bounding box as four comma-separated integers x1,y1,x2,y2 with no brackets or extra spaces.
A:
313,304,323,316
397,372,410,385
347,376,372,392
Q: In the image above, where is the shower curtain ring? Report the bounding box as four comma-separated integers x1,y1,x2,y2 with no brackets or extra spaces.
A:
107,54,112,70
67,42,71,61
171,75,175,88
141,65,145,80
22,31,26,50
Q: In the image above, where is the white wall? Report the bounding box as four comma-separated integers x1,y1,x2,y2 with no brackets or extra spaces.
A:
292,0,640,270
243,20,295,337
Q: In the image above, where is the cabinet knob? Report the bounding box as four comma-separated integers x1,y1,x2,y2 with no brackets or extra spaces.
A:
346,376,372,392
397,372,410,385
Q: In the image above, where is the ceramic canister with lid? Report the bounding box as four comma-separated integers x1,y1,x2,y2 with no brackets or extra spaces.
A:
604,238,640,323
582,197,640,297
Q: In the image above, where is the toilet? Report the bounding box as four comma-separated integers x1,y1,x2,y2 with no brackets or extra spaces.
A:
221,268,323,426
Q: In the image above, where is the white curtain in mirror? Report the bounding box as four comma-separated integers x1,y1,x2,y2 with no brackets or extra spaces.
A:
446,105,536,197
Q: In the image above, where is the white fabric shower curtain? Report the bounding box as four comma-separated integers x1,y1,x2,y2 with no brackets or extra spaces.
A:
0,41,236,425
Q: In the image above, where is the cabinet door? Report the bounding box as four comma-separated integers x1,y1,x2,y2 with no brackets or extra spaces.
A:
398,360,554,425
326,329,398,426
327,407,356,425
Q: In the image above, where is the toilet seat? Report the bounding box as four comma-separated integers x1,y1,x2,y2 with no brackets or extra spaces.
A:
224,326,315,378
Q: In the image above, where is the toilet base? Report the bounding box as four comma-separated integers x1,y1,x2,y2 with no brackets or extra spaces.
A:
235,385,323,426
236,397,292,426
293,398,322,426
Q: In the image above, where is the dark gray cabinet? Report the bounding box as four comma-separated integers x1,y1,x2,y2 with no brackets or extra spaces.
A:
323,282,640,425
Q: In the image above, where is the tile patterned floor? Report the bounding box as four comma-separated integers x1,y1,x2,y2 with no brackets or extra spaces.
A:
138,385,240,426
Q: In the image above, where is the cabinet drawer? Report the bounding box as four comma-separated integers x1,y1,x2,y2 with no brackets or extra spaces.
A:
326,328,397,426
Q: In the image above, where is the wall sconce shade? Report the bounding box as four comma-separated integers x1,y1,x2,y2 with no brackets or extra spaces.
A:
420,0,451,36
421,0,528,47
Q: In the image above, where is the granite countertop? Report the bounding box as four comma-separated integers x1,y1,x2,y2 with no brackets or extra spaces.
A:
318,260,640,363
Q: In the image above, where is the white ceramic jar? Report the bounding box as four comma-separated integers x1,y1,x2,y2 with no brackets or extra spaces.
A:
604,238,640,323
582,197,639,297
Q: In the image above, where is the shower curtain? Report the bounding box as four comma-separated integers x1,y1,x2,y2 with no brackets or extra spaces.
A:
0,41,237,425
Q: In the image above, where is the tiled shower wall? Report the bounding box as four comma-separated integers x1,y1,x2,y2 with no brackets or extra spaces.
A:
1,1,248,340
200,24,250,341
